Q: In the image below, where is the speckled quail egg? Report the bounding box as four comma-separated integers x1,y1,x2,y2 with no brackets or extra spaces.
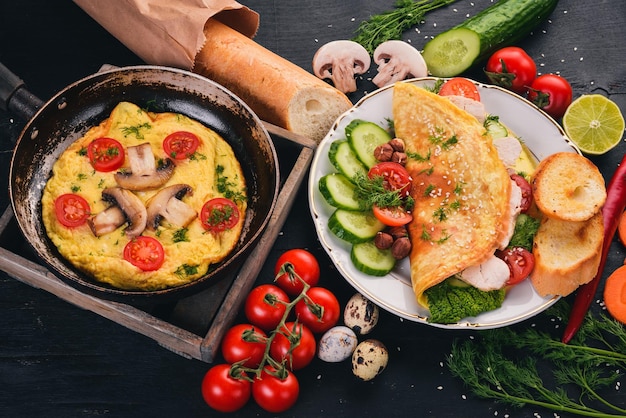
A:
317,326,358,362
351,339,388,381
343,293,379,335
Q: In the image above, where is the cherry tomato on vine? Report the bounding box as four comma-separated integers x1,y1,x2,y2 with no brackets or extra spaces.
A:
527,74,573,120
372,205,413,227
87,137,125,172
439,77,481,101
274,249,320,296
485,47,537,94
221,323,267,368
252,367,299,413
270,321,316,370
510,173,533,213
200,197,240,233
294,287,340,334
496,246,535,286
244,284,290,331
201,364,250,413
163,131,200,160
123,236,165,271
368,162,412,198
54,194,91,227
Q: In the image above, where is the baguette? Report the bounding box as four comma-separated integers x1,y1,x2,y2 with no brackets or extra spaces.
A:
193,19,353,143
530,211,603,297
531,152,606,221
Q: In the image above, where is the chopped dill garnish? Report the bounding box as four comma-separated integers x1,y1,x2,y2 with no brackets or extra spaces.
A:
352,172,412,211
121,122,152,139
174,263,199,278
172,228,189,243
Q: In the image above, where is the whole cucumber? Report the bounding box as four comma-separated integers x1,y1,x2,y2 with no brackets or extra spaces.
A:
422,0,559,77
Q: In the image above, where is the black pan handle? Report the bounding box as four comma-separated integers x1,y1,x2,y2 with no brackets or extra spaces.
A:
0,62,44,121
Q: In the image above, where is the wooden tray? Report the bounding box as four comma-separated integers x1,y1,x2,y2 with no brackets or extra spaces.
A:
0,123,316,363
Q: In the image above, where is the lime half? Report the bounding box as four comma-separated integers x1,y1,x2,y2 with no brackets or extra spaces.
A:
563,94,625,155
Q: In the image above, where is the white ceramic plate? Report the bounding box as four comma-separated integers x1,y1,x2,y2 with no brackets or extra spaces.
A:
308,77,579,329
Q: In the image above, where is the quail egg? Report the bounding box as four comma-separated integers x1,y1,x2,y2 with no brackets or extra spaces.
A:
317,326,358,362
351,339,389,381
343,293,379,335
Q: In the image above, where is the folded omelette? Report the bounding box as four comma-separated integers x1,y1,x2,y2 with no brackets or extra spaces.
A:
392,82,512,307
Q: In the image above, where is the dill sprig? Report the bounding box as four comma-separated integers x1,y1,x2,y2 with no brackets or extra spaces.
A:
352,0,460,54
352,172,414,211
447,301,626,417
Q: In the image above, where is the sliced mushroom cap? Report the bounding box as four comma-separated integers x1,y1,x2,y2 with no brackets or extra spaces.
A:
145,184,196,230
114,142,175,191
87,206,126,237
372,40,428,88
312,40,371,93
100,187,147,238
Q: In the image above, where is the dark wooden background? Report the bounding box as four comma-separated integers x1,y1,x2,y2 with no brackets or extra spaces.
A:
0,0,624,416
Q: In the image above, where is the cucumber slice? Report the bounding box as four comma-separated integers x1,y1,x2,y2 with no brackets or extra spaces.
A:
328,209,385,244
484,117,509,139
319,173,361,210
345,119,391,168
422,28,481,78
351,241,396,276
328,139,367,181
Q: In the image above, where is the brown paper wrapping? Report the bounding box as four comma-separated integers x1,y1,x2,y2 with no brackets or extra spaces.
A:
73,0,259,69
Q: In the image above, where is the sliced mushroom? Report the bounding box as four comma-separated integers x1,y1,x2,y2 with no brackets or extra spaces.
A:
114,142,175,190
312,40,371,94
94,187,147,238
87,206,126,237
372,40,428,88
145,184,197,230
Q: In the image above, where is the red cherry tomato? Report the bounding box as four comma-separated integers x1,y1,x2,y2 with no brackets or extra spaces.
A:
274,249,320,296
270,321,316,371
485,47,537,94
496,246,535,286
439,77,481,101
221,324,267,368
163,131,200,160
87,137,125,172
123,236,165,271
510,173,533,213
200,197,240,233
527,74,573,120
201,364,250,413
372,205,413,227
368,162,412,198
252,367,299,413
294,287,340,334
54,194,91,227
244,284,290,331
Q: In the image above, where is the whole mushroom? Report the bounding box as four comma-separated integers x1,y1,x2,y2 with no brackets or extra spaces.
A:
312,40,371,94
372,40,428,88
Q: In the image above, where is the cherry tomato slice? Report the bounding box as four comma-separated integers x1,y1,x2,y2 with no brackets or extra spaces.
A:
54,194,91,227
123,236,165,271
496,247,535,286
372,205,413,227
163,131,200,160
439,77,481,101
200,197,240,233
368,162,412,197
510,173,533,213
87,137,125,172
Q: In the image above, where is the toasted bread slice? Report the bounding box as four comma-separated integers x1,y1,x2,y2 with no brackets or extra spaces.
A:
530,211,603,297
531,152,606,221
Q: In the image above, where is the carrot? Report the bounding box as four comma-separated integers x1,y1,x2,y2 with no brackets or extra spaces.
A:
604,265,626,324
618,210,626,245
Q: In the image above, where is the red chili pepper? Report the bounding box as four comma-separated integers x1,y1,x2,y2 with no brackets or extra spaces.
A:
561,153,626,343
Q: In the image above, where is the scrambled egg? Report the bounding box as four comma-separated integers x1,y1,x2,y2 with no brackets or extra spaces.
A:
41,102,247,291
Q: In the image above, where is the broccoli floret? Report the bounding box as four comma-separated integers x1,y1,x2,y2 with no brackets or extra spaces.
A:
425,277,506,324
508,213,541,251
